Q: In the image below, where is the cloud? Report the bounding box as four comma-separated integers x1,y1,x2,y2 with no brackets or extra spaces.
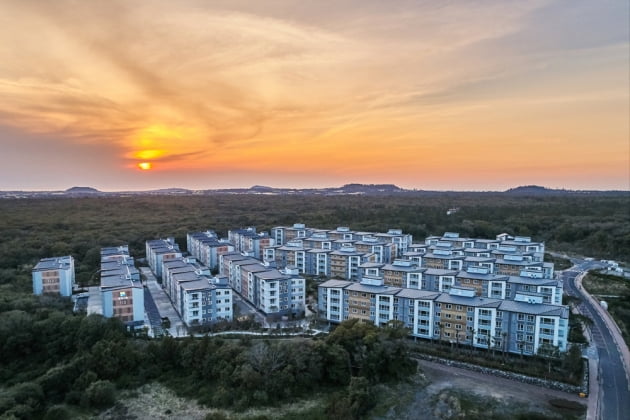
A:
0,0,627,189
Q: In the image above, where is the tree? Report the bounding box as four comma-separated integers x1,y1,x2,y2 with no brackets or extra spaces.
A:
82,380,116,409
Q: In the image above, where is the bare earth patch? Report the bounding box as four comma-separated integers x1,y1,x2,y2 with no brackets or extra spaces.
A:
373,360,586,420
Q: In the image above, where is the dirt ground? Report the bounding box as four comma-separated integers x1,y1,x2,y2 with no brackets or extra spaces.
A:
374,359,586,420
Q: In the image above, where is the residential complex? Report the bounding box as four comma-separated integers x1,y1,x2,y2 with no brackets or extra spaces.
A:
32,255,75,296
315,230,570,356
100,246,144,328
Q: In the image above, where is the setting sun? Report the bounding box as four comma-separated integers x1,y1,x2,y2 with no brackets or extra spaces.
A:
138,162,152,171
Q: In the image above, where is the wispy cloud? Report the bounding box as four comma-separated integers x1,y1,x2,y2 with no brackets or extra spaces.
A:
0,0,627,190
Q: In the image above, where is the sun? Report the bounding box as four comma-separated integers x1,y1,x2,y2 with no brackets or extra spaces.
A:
138,162,152,170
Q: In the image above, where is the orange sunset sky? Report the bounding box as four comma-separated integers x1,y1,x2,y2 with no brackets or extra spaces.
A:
0,0,628,191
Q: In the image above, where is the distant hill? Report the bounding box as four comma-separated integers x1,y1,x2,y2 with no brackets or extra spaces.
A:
338,184,403,193
0,183,626,199
65,187,100,194
150,188,192,194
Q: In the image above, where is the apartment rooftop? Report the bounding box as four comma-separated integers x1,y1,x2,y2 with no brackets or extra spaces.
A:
33,256,73,271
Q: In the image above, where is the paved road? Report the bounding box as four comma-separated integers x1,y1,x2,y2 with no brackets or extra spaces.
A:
562,260,630,420
140,267,188,337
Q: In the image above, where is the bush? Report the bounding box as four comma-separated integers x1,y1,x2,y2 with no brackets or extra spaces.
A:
43,405,72,420
82,380,116,409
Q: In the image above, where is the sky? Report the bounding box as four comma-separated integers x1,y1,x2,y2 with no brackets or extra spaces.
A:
0,0,628,191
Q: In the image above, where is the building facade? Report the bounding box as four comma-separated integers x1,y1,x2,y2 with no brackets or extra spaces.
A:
32,256,75,296
100,246,144,328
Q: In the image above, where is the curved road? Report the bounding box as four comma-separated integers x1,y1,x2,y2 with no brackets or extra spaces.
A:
562,260,630,420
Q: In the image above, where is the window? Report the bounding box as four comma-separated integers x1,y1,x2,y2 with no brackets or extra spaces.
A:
456,305,463,311
517,314,525,320
444,313,451,319
527,315,534,322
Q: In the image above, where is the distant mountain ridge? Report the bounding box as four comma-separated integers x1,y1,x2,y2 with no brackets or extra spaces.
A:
65,187,101,194
0,184,627,199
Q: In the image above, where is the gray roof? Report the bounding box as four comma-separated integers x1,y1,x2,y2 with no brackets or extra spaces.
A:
498,300,568,317
346,282,400,295
436,294,502,307
172,272,199,282
222,253,253,262
495,259,541,266
33,256,73,271
395,289,440,299
457,271,508,281
179,278,211,291
464,256,495,262
319,279,353,288
423,269,458,276
382,263,423,273
240,264,270,273
359,262,386,268
507,276,558,286
100,274,140,290
256,270,288,280
330,249,364,256
306,248,332,254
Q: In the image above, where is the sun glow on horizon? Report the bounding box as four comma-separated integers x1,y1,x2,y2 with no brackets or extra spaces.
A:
138,162,152,171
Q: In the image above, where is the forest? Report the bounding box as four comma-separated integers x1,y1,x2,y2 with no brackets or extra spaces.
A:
0,193,627,418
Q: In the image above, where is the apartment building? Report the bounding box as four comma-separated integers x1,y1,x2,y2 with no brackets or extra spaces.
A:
330,245,376,280
318,278,569,355
187,230,218,258
100,246,144,328
271,223,313,245
354,237,395,264
32,255,75,296
264,240,307,272
187,231,235,270
223,253,306,315
177,275,232,325
228,227,275,259
163,257,209,300
381,260,423,288
305,248,333,277
146,238,182,279
373,229,412,258
161,256,232,325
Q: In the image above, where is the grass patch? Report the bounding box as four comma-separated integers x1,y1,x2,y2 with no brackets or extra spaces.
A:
582,271,630,296
583,271,630,346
